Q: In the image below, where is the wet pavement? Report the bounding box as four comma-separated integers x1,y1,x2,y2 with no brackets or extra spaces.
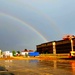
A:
0,59,75,75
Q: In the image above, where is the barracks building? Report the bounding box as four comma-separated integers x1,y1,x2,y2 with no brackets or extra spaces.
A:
36,38,75,54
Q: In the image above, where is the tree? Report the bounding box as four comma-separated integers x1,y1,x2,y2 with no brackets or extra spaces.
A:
12,50,16,56
17,51,20,54
24,49,28,52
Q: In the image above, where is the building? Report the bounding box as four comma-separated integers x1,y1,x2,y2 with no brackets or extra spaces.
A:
3,51,13,58
36,38,75,54
21,51,29,56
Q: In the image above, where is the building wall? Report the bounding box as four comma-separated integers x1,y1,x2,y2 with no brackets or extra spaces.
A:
73,39,75,51
37,42,53,54
36,39,75,54
56,40,71,53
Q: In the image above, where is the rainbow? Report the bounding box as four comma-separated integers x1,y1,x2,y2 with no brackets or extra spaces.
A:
0,12,48,42
17,1,63,36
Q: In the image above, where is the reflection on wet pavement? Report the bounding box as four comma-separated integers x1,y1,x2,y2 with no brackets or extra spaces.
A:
0,59,75,75
0,66,14,75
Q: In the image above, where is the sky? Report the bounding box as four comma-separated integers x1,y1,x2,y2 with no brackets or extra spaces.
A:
0,0,75,51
